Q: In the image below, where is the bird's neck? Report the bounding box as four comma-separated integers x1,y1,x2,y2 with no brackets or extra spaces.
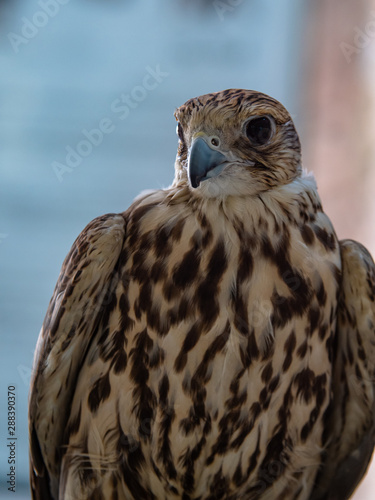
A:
166,170,322,233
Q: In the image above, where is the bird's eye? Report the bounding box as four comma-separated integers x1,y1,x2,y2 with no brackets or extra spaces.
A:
177,123,184,141
245,116,273,146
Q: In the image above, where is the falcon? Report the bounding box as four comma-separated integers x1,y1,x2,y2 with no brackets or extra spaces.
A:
29,89,375,499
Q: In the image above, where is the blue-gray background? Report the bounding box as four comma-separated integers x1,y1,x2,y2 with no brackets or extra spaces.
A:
0,0,349,496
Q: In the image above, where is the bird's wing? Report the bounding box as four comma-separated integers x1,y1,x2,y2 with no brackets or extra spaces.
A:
310,239,375,500
29,213,126,500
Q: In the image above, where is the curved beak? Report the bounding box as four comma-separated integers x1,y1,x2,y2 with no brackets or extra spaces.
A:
188,137,228,188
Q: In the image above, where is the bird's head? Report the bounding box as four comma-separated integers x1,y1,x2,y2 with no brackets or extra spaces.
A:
173,89,301,197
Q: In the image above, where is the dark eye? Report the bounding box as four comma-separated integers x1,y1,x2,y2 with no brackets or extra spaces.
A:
176,123,184,141
246,116,273,145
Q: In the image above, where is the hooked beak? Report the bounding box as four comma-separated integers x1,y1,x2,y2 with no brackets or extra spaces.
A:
188,137,228,188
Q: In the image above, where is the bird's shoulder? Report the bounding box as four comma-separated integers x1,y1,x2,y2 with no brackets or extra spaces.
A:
29,212,127,499
311,239,375,500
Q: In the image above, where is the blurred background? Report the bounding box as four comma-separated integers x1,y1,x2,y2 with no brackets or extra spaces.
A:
0,0,374,497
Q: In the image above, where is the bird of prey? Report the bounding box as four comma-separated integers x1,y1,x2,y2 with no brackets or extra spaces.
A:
29,89,375,500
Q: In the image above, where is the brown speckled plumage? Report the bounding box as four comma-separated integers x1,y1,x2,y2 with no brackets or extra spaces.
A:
29,89,375,499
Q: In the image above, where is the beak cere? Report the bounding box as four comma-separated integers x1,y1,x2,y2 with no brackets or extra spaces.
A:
188,137,227,188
